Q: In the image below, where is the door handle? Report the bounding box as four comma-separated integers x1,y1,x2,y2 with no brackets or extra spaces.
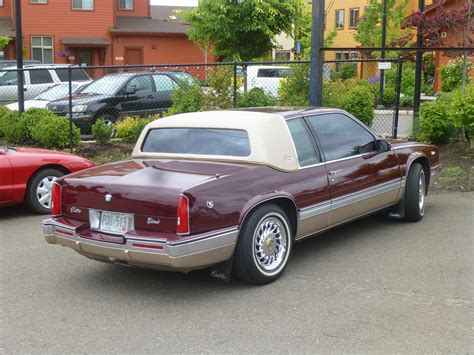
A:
328,169,344,176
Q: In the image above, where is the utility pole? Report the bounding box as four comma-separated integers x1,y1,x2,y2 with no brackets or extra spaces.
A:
413,0,425,122
15,0,25,114
377,0,388,109
309,0,325,106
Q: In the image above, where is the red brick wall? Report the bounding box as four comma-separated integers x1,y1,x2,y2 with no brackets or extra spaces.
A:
112,35,215,80
19,0,114,64
115,0,149,17
0,0,12,17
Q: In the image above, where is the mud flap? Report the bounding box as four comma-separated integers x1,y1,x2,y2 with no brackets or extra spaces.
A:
210,257,234,282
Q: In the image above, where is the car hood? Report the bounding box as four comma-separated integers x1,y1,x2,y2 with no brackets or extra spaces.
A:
49,92,111,106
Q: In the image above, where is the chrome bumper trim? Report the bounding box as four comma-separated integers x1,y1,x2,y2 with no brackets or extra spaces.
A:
42,220,239,270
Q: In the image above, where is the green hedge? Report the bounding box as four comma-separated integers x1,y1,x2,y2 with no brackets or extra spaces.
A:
115,116,155,143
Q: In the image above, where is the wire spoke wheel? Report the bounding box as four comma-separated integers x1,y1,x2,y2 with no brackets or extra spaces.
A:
252,214,289,275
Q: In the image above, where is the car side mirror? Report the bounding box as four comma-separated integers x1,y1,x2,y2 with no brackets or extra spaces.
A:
376,139,391,152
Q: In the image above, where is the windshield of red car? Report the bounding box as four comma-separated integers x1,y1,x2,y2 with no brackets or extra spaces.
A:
142,128,251,157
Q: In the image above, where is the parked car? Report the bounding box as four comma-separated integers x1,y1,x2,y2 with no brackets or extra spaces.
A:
0,146,94,214
0,60,41,70
42,108,441,284
5,81,91,111
47,71,193,134
245,65,290,96
0,64,91,103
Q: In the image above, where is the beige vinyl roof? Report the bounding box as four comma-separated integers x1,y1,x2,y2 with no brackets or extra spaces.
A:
132,111,299,172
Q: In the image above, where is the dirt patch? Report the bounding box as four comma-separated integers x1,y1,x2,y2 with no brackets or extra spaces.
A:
431,142,473,192
74,141,134,165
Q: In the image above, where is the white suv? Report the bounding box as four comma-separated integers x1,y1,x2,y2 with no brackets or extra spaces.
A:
246,65,290,97
0,64,91,103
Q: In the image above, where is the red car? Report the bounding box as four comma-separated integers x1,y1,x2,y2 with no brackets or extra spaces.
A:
0,147,94,214
43,109,441,284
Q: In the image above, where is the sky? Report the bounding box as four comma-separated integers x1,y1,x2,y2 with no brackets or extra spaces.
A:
150,0,197,6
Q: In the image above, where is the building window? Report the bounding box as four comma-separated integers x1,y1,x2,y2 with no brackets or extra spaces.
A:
31,36,53,64
275,50,291,61
72,0,93,10
30,0,48,4
118,0,133,10
349,8,359,28
0,0,4,6
335,9,344,29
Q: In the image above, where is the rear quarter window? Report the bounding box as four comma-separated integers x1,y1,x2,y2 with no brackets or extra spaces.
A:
142,128,251,157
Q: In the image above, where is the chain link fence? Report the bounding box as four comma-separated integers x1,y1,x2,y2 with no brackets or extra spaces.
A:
0,57,408,150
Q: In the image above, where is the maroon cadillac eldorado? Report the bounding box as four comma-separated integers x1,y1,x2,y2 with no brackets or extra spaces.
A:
43,108,441,284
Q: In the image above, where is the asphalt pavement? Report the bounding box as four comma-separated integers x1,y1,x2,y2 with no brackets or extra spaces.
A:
1,192,473,353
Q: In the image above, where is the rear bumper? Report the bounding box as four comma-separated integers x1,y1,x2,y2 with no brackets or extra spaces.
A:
42,219,238,272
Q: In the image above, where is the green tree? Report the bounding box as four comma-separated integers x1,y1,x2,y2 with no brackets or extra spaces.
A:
182,0,298,61
355,0,411,56
0,36,11,49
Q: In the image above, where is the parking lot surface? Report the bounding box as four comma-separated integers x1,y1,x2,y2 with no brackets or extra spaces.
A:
1,192,473,353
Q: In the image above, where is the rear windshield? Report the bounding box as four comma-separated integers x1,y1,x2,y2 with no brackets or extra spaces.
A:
142,128,251,157
55,68,90,82
257,68,289,78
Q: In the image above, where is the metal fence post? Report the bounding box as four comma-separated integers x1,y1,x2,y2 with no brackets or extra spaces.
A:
68,66,73,153
233,61,238,108
393,57,403,139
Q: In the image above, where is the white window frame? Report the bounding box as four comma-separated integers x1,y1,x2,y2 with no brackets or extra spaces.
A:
335,9,344,29
31,36,54,64
72,0,94,10
118,0,133,10
0,0,4,6
30,0,48,4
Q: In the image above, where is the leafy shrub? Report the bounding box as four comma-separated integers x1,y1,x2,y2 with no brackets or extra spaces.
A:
399,92,414,107
0,106,11,137
417,101,456,144
202,66,233,110
19,108,57,143
237,88,277,108
334,63,357,80
91,118,114,144
31,115,80,148
383,86,396,106
2,111,21,145
450,85,474,141
115,116,154,143
168,81,204,115
441,58,472,92
342,85,376,126
279,64,309,106
322,79,348,108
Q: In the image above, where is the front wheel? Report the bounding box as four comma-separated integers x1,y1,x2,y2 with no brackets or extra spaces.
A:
233,204,292,284
404,163,426,222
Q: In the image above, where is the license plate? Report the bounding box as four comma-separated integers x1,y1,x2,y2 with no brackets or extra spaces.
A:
90,209,133,235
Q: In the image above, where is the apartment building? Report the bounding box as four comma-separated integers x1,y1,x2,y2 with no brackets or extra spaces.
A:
0,0,213,76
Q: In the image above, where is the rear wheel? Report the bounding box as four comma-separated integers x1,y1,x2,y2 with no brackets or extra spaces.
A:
233,204,292,284
25,168,65,214
404,163,426,222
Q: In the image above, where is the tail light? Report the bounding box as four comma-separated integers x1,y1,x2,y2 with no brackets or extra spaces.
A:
176,194,189,235
51,182,62,216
